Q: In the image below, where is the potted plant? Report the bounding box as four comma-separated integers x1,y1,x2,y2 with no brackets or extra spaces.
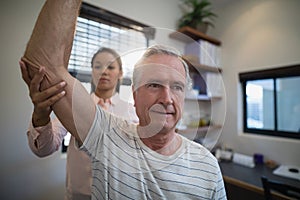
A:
178,0,217,33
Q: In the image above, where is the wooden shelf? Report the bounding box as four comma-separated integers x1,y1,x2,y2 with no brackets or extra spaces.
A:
169,26,221,46
193,63,222,73
183,55,222,73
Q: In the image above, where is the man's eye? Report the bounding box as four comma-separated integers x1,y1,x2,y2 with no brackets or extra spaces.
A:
171,84,184,91
147,83,161,88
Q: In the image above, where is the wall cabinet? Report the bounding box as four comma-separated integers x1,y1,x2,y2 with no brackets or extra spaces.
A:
169,26,224,146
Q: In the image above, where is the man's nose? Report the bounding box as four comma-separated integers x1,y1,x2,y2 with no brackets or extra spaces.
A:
159,87,173,105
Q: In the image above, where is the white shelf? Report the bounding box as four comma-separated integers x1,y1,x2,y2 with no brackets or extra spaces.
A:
170,26,224,142
177,125,222,134
185,95,222,101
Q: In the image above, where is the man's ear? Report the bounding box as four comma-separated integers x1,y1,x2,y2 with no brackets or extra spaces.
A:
132,85,136,107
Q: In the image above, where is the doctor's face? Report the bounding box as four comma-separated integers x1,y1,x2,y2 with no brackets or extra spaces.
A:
92,52,122,92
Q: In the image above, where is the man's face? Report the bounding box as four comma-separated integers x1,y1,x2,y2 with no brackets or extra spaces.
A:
133,54,186,136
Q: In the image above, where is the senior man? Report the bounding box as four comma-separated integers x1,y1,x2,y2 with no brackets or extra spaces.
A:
21,0,226,199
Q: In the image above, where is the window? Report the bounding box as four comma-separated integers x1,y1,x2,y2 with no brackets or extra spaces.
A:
69,2,154,82
239,64,300,139
62,3,154,152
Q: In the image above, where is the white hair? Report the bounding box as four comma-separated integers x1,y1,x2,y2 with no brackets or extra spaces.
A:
132,44,192,90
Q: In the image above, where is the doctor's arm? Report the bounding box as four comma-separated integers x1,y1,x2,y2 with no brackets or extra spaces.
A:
21,62,69,156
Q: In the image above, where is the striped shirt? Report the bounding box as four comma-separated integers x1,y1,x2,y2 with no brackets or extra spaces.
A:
81,106,227,199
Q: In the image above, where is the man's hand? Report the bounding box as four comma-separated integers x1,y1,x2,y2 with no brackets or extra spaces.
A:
20,61,66,127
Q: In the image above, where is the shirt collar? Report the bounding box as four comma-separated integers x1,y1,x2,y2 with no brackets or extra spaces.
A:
91,92,120,106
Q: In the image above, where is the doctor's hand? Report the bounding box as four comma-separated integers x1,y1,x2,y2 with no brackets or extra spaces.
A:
19,61,67,127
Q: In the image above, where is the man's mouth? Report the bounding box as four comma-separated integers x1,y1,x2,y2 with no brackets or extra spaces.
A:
149,104,175,117
150,110,174,115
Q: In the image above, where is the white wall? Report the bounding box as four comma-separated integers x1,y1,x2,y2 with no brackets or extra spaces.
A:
0,1,66,199
209,0,300,165
0,0,182,199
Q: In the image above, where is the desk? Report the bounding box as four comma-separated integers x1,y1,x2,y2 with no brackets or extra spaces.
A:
219,162,300,200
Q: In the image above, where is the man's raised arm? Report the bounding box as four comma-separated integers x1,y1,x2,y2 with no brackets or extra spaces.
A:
21,0,95,144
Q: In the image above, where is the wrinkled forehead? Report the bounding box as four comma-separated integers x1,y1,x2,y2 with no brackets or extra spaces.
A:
140,54,185,71
133,63,186,87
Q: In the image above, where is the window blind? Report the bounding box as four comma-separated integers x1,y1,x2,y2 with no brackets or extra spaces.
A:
68,3,153,80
